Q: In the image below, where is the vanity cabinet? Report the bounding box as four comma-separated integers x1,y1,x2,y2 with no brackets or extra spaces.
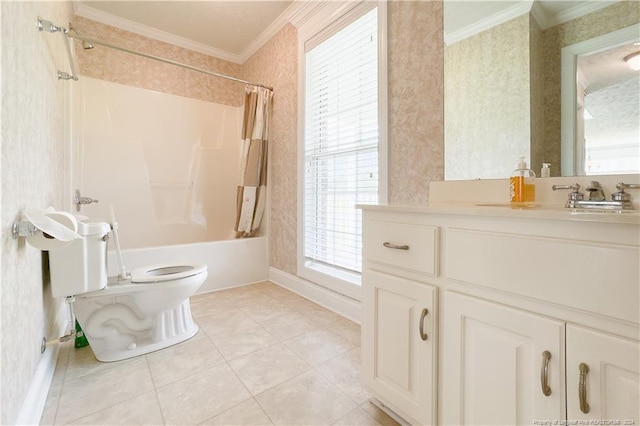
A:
443,292,640,425
442,292,566,425
361,217,439,425
360,204,639,426
566,326,640,422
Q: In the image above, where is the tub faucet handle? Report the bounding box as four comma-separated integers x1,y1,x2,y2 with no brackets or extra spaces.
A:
75,189,99,212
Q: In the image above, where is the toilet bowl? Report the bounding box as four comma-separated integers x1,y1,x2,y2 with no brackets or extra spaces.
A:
48,218,206,362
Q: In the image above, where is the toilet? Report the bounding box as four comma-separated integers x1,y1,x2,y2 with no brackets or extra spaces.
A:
48,219,207,362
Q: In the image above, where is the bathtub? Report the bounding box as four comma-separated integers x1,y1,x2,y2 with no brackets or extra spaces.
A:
107,236,269,293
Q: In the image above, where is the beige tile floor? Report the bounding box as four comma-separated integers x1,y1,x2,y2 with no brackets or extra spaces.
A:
40,281,400,426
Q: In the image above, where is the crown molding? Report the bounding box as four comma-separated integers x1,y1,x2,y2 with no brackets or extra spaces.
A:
533,0,618,30
73,2,244,64
445,1,533,45
238,1,311,63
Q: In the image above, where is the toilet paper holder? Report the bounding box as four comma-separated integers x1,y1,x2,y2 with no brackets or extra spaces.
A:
12,208,82,247
12,220,38,239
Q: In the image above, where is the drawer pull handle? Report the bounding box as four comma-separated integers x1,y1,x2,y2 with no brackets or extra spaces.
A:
541,351,552,396
419,308,429,341
579,363,590,414
383,242,409,250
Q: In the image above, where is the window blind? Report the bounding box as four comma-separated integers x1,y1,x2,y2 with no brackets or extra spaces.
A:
304,7,378,275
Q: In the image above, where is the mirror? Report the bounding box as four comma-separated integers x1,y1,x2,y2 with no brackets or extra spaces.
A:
561,24,640,176
444,0,640,180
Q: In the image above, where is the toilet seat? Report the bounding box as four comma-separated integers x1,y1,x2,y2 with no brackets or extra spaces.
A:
131,263,207,284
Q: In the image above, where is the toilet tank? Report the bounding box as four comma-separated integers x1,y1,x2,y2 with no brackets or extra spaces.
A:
49,221,111,298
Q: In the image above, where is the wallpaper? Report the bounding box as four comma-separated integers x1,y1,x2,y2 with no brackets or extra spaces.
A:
530,16,545,175
242,24,298,274
543,0,640,176
445,14,530,180
1,1,73,423
73,16,245,107
388,0,444,204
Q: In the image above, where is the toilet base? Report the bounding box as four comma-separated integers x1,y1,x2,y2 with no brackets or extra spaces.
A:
93,323,199,362
74,297,200,362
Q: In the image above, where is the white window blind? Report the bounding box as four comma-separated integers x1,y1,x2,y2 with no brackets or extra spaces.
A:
304,7,378,276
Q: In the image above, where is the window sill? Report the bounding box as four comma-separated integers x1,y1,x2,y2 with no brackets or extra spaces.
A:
298,260,362,301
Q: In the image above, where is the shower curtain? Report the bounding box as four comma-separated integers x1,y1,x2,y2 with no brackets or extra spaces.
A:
235,86,273,238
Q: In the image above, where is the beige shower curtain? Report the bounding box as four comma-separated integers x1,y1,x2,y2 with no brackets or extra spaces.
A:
235,86,273,238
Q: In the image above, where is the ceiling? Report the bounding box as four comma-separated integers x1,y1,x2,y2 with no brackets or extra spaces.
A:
74,1,294,62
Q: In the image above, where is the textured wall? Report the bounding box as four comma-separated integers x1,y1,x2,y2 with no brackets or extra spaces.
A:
1,1,73,423
543,0,640,176
530,16,545,175
242,24,298,274
73,16,244,107
388,0,444,203
445,15,530,180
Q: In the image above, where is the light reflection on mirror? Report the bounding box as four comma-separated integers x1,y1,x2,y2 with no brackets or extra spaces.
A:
561,23,640,176
578,42,640,175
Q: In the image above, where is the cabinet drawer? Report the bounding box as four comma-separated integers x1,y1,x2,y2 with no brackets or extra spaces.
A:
364,220,439,276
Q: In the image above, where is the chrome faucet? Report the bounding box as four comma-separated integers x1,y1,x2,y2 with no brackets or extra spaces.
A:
586,181,605,201
553,182,638,211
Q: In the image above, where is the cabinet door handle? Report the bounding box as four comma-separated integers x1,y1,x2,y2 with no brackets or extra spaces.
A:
383,242,409,250
579,363,590,414
540,351,552,396
419,308,429,341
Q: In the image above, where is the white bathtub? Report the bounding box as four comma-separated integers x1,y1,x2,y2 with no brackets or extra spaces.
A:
107,236,268,293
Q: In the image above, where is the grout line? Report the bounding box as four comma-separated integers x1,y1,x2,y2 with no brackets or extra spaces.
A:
144,355,168,425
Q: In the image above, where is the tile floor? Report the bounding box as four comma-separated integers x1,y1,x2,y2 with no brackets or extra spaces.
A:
40,281,400,425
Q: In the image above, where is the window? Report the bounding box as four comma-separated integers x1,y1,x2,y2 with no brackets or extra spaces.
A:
298,2,387,300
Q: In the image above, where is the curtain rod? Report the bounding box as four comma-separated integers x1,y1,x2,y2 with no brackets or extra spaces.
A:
66,30,273,91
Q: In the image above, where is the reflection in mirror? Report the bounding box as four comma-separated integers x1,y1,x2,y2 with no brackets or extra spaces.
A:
444,0,640,181
561,24,640,176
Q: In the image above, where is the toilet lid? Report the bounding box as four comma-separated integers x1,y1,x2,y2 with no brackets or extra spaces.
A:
130,263,207,283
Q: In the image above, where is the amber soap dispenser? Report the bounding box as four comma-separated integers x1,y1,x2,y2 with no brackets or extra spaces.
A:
510,156,536,208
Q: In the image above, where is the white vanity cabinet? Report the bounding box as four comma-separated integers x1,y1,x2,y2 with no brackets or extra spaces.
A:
566,326,640,422
442,292,566,425
361,217,439,425
360,204,639,426
443,292,640,425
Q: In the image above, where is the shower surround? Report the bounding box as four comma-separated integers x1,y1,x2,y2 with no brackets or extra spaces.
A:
75,77,244,248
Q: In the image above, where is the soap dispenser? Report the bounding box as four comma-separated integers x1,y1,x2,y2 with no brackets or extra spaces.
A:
541,163,551,178
510,156,536,208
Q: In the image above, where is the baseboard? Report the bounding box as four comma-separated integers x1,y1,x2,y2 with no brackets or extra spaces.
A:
15,342,60,425
268,267,361,324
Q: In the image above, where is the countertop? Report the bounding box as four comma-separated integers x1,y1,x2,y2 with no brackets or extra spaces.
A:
357,202,640,225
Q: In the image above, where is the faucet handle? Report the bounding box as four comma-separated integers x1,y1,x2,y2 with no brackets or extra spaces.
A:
612,182,640,202
552,183,584,201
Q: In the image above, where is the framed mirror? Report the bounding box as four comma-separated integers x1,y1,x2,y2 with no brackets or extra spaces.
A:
444,0,640,180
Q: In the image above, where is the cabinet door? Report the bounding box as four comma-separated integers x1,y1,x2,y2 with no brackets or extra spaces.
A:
442,292,565,425
362,270,437,425
566,325,640,423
